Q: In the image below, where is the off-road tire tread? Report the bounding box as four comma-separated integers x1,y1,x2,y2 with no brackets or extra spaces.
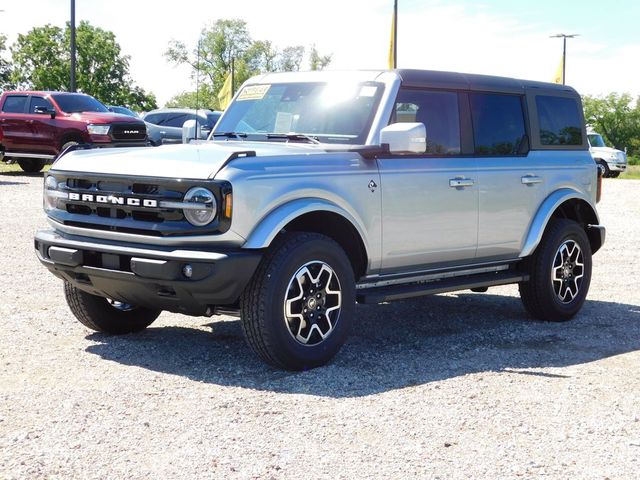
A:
64,282,160,334
240,232,351,369
519,218,591,321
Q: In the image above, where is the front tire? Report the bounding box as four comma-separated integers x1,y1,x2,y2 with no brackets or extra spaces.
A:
519,219,592,321
609,171,620,178
240,232,355,370
597,160,610,178
64,282,161,334
17,158,46,173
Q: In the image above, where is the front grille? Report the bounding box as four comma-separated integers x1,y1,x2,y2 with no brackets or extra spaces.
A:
110,123,147,141
47,172,232,237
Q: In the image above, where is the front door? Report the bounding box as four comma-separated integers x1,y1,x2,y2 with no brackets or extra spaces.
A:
378,88,478,273
27,95,58,154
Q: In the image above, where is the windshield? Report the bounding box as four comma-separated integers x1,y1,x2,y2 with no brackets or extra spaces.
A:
588,134,606,148
214,81,384,144
52,94,109,114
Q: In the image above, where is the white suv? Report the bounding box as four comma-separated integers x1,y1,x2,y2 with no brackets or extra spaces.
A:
588,129,627,177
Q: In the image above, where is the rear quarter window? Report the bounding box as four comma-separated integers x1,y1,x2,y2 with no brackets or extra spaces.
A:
536,95,583,146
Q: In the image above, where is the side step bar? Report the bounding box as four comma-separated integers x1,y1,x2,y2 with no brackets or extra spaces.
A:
356,271,529,304
3,151,56,160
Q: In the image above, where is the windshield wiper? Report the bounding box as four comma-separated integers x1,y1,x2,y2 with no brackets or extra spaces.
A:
211,131,248,139
266,133,321,144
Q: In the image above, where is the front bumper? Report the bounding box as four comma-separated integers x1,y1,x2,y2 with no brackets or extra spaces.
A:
35,229,262,315
606,161,627,172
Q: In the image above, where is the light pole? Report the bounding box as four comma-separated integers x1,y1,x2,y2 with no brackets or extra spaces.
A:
70,0,76,92
550,33,579,85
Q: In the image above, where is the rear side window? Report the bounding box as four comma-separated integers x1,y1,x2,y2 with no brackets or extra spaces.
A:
2,95,28,113
470,93,526,155
536,95,583,146
392,89,461,154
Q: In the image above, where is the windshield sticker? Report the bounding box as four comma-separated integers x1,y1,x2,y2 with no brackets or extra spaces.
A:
274,112,294,133
237,85,271,101
359,86,378,97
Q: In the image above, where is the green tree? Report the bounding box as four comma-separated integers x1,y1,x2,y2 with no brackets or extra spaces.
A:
582,93,640,155
165,85,217,110
309,44,332,71
165,19,319,109
10,21,156,111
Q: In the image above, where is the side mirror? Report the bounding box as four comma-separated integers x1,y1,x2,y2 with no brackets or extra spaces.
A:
34,105,56,118
380,122,426,154
182,119,200,144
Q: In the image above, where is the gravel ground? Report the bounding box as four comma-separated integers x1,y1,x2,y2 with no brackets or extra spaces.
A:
1,172,639,479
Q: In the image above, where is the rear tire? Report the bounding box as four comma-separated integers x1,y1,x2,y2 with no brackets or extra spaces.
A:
17,158,46,173
64,282,161,334
240,232,355,370
519,219,592,321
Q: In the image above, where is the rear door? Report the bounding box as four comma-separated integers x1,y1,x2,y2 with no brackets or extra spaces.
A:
378,88,478,273
0,94,30,151
472,92,545,260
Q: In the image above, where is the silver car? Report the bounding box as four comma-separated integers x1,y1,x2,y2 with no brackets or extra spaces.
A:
143,108,222,145
36,69,604,370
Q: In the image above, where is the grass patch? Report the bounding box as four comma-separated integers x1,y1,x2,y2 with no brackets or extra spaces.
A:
0,162,50,174
620,165,640,180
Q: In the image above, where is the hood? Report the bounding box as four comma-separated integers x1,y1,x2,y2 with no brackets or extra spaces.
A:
590,146,621,155
51,141,324,180
67,111,144,124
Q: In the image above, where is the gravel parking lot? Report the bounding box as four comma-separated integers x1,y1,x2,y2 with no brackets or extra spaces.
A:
1,172,639,479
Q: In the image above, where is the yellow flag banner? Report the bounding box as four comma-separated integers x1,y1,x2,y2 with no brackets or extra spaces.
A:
217,73,233,110
388,9,396,69
553,57,564,84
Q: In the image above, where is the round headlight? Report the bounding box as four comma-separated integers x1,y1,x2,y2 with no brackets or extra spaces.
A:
183,187,217,226
45,175,58,190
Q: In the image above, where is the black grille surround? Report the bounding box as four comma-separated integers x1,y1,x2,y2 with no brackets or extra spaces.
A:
47,171,232,236
110,122,147,142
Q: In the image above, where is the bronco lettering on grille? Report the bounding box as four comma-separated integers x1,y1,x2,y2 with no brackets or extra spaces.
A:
68,192,158,207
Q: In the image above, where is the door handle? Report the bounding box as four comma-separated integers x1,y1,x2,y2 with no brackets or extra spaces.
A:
449,178,474,188
521,175,542,185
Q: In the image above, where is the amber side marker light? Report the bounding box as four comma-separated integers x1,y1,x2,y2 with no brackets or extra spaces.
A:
223,193,233,218
596,169,603,203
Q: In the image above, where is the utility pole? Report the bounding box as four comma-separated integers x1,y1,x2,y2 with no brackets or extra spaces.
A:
550,33,579,85
70,0,76,91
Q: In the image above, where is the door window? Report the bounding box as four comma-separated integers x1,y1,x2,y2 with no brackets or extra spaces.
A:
163,114,190,128
469,93,526,155
2,95,28,113
392,89,461,154
29,96,53,113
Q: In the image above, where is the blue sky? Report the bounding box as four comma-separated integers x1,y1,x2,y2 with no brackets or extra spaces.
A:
1,0,638,105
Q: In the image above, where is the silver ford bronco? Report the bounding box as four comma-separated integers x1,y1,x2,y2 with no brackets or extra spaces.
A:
35,70,605,370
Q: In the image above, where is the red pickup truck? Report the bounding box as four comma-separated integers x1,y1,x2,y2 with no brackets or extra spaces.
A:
0,91,148,172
